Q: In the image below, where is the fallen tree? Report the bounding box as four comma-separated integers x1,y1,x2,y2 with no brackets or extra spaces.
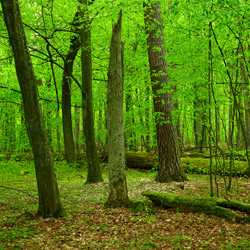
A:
99,153,249,176
142,191,250,223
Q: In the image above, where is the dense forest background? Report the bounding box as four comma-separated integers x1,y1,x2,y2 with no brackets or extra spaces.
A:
1,1,250,249
0,0,249,157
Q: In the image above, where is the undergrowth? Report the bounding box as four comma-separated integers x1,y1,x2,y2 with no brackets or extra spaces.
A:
0,158,249,249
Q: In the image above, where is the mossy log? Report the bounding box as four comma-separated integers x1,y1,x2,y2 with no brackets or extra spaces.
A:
100,153,158,170
142,191,250,223
129,198,154,214
99,153,249,176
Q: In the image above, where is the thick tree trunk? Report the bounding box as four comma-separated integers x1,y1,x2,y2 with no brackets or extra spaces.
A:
144,1,186,183
79,0,102,183
62,12,80,164
240,61,250,149
106,11,130,207
240,45,250,175
1,0,65,218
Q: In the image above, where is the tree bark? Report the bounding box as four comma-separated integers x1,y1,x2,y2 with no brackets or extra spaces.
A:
79,0,102,183
1,0,65,218
144,0,186,182
56,109,61,152
106,11,130,207
74,104,81,155
62,12,80,164
193,99,203,150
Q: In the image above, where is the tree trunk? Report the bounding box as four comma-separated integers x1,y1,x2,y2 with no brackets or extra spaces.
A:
56,109,61,152
193,99,203,150
228,100,233,147
144,0,186,183
74,104,81,155
125,88,136,151
106,11,130,207
1,0,65,218
240,58,250,149
236,93,244,149
79,0,102,183
62,12,81,164
97,99,103,152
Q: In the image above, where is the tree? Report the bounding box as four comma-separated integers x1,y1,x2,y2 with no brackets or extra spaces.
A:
1,0,66,218
106,10,130,207
144,0,186,182
79,0,103,183
62,12,81,164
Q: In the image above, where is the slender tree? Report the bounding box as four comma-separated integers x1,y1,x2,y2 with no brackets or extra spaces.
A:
79,0,102,183
62,12,81,164
1,0,66,217
106,10,130,207
144,0,186,182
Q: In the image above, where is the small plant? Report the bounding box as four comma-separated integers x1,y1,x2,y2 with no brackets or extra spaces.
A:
151,164,158,173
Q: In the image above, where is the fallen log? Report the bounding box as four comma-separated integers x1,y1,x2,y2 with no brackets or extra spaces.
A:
142,191,250,223
98,153,249,176
100,153,158,170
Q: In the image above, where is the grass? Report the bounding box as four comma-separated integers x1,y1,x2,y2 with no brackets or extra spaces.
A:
0,158,250,249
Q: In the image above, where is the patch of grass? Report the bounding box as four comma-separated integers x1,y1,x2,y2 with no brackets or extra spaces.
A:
170,235,192,249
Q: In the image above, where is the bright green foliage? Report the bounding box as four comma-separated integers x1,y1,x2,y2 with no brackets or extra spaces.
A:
0,0,249,169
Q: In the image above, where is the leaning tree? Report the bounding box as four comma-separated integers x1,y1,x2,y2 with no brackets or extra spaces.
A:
1,0,66,218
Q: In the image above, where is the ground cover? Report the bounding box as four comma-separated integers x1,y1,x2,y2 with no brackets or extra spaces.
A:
0,160,250,249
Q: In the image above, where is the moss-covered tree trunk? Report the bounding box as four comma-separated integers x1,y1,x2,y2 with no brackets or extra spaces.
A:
144,1,186,183
143,191,250,223
106,11,130,207
79,0,102,183
1,0,66,218
62,12,80,164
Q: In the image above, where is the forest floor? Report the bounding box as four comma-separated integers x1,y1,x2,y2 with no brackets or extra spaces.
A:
0,159,250,249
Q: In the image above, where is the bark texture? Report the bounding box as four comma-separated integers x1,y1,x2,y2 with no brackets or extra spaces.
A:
144,1,186,182
1,0,65,218
106,11,130,207
62,12,81,164
79,0,102,183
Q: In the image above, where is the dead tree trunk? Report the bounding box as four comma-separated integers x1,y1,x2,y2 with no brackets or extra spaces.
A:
106,11,130,207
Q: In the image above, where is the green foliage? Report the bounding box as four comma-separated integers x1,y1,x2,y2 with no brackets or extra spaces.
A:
0,0,249,160
182,157,249,176
0,224,37,241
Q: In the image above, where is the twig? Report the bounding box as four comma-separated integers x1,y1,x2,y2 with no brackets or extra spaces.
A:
0,185,37,198
68,174,84,181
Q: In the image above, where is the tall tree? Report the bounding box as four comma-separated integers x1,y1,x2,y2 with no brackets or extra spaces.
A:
1,0,66,218
62,12,81,164
106,10,130,207
79,0,102,183
144,0,186,182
